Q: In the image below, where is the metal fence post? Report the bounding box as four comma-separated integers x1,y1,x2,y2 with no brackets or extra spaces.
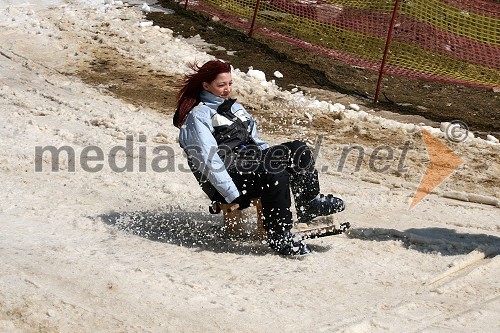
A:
184,0,189,9
249,0,263,37
374,0,401,103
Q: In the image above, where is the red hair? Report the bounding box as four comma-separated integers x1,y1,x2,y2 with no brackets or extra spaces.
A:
174,60,231,128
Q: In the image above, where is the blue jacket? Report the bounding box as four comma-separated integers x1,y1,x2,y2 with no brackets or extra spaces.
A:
179,90,269,203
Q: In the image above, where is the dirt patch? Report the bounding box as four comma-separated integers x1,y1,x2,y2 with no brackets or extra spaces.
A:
76,45,178,112
151,0,499,137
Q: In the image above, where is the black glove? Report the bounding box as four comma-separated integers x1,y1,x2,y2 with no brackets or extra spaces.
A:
230,194,252,210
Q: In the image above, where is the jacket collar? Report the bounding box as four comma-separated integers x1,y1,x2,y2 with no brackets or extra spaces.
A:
200,90,226,110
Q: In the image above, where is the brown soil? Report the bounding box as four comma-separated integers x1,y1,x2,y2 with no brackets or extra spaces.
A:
150,0,499,138
76,46,179,111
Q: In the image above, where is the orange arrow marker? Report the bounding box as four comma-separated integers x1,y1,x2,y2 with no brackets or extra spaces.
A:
410,129,464,209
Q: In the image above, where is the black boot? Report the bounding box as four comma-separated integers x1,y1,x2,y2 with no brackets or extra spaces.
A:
297,194,345,224
268,231,312,256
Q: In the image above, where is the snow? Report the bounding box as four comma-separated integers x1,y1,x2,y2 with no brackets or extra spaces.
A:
273,70,284,78
247,68,267,82
140,3,150,13
349,103,360,111
333,102,346,111
487,134,499,143
0,0,499,332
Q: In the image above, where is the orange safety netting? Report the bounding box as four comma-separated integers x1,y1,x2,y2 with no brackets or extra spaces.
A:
184,0,500,89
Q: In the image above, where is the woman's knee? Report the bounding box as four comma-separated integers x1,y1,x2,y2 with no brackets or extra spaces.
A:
286,140,315,172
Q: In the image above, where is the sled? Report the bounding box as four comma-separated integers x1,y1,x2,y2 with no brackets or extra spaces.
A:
212,199,266,239
209,200,350,240
294,221,351,240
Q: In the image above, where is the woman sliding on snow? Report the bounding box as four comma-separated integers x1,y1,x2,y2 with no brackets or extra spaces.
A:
174,60,345,256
